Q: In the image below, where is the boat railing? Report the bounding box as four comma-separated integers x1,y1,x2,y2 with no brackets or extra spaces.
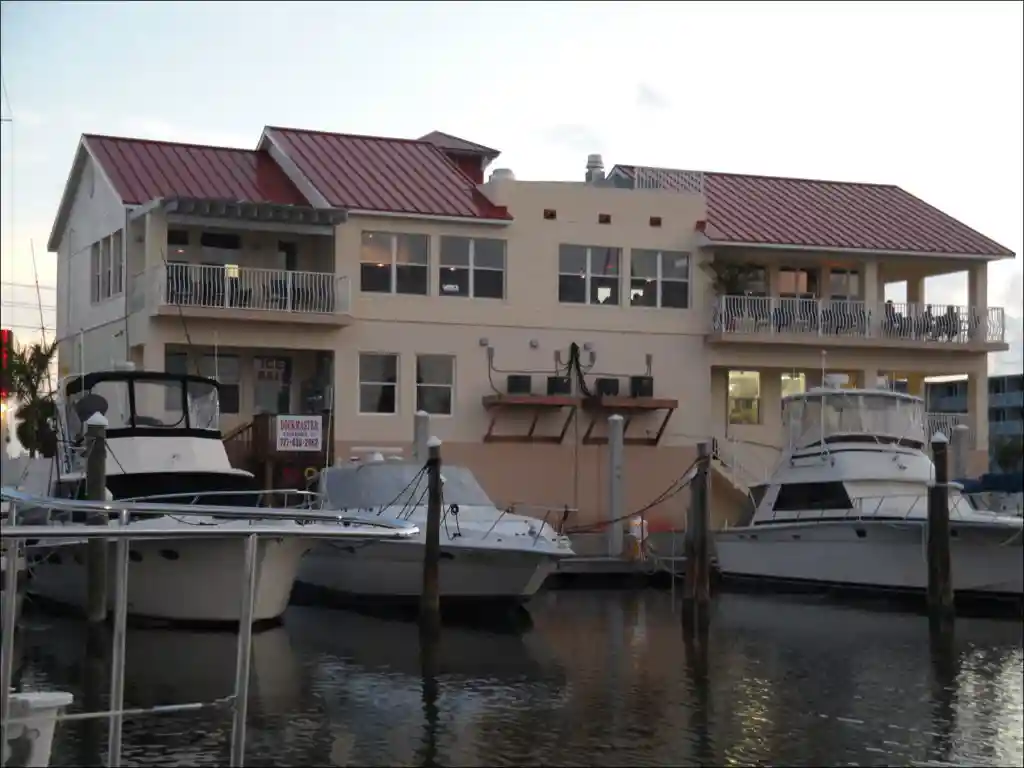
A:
0,486,419,768
116,487,325,509
760,491,1022,525
481,503,578,542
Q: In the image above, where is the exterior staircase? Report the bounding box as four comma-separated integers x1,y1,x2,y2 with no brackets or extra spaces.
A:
709,437,780,526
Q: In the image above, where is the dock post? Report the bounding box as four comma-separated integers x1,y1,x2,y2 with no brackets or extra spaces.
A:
951,423,969,481
927,432,955,627
682,442,711,621
607,414,625,558
413,410,430,465
85,412,109,624
419,437,443,635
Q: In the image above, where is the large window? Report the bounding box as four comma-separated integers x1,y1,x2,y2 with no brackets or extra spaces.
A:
416,355,454,415
90,243,101,303
828,269,861,301
558,244,621,305
360,232,429,295
253,357,291,414
629,250,690,308
359,353,399,414
439,237,506,299
728,370,761,425
778,268,819,298
199,354,240,414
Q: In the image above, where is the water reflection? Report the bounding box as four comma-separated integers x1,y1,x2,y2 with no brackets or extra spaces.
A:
11,592,1022,767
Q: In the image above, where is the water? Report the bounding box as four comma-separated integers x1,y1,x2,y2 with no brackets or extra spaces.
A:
11,590,1023,767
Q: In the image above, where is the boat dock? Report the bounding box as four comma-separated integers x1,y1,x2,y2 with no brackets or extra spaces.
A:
553,531,687,585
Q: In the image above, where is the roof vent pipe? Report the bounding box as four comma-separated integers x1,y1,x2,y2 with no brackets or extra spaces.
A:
489,168,515,183
585,153,605,184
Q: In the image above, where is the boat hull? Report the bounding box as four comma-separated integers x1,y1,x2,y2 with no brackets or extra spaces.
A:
27,535,311,625
715,519,1023,598
296,538,559,603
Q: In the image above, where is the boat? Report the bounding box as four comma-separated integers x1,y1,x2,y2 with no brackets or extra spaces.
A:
714,381,1023,600
17,366,418,625
296,453,575,604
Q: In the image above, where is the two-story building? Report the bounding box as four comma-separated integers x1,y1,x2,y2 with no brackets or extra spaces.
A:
48,126,1014,528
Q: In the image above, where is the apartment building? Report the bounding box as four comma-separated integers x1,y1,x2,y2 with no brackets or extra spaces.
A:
927,373,1024,471
48,127,1013,527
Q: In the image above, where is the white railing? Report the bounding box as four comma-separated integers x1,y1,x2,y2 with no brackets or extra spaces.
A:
711,437,775,486
161,264,349,314
712,296,1006,345
632,165,705,195
926,412,974,446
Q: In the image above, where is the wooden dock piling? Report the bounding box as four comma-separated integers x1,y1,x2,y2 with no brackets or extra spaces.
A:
927,432,955,626
84,412,109,625
419,437,443,636
682,442,712,623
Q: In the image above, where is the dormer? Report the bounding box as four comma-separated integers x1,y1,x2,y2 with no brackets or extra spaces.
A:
419,130,500,184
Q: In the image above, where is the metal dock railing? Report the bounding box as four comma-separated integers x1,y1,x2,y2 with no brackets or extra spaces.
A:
0,486,419,768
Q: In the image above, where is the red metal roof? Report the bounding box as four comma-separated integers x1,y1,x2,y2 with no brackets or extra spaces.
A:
262,127,511,221
84,134,310,206
613,166,1013,257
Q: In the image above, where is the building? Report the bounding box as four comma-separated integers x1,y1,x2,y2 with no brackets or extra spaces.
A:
48,127,1014,529
926,373,1024,471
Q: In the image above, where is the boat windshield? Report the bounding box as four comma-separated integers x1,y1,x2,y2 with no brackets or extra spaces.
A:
784,392,925,450
64,375,220,437
321,463,495,511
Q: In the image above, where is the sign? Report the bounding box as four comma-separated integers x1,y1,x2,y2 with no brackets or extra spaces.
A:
275,414,322,452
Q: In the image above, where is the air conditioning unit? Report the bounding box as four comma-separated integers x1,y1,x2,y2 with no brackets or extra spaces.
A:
629,375,654,398
595,377,620,397
547,375,572,396
506,374,533,395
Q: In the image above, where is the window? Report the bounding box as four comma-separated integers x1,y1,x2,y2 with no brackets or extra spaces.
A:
629,249,690,309
90,243,101,303
781,373,806,399
100,238,112,300
543,209,557,220
778,268,818,298
360,232,429,295
649,216,662,228
558,244,621,305
359,353,398,414
728,370,761,425
745,266,768,297
253,357,291,414
164,351,188,410
829,269,861,301
439,237,506,299
598,213,611,224
111,230,124,296
199,354,240,414
416,355,454,415
167,229,190,259
773,482,853,512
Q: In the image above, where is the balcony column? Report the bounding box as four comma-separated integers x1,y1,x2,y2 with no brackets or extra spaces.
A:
968,263,989,341
907,276,925,304
859,368,879,390
143,211,167,270
966,362,988,455
861,260,879,337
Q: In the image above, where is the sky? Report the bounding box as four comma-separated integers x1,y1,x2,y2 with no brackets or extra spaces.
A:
0,0,1022,373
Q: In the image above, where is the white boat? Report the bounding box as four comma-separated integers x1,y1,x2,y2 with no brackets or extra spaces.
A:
714,383,1023,599
18,367,417,625
297,454,575,604
3,690,74,768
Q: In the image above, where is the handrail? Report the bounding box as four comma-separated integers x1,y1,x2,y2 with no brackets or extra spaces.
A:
0,492,421,768
222,420,254,442
0,486,418,530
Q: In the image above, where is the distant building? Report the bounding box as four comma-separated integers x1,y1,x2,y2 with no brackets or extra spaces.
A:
926,373,1024,471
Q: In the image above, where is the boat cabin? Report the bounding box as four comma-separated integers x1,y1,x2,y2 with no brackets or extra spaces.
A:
781,386,927,453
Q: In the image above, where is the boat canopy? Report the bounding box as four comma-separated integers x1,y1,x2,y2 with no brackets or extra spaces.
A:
321,462,495,511
782,388,926,451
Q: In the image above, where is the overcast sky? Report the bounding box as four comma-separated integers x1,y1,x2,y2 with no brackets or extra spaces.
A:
1,0,1021,372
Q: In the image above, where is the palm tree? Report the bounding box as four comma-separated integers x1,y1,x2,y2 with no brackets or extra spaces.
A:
9,340,59,458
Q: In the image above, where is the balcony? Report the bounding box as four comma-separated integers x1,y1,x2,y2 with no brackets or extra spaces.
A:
710,296,1005,350
134,264,352,326
926,412,973,445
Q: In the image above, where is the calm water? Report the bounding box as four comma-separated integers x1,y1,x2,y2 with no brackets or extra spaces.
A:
12,590,1024,767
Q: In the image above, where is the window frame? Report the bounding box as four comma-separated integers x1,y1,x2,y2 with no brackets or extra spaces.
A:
629,249,691,309
557,244,622,306
100,237,112,301
359,231,430,296
90,243,101,303
728,370,762,425
358,352,400,415
828,268,861,301
415,354,455,416
111,230,124,296
438,236,506,300
199,353,241,415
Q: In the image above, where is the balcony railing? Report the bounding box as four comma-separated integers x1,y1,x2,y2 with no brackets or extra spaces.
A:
711,296,1005,345
162,264,349,314
926,412,973,445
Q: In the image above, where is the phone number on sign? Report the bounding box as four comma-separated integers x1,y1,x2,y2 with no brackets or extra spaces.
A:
279,436,320,449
